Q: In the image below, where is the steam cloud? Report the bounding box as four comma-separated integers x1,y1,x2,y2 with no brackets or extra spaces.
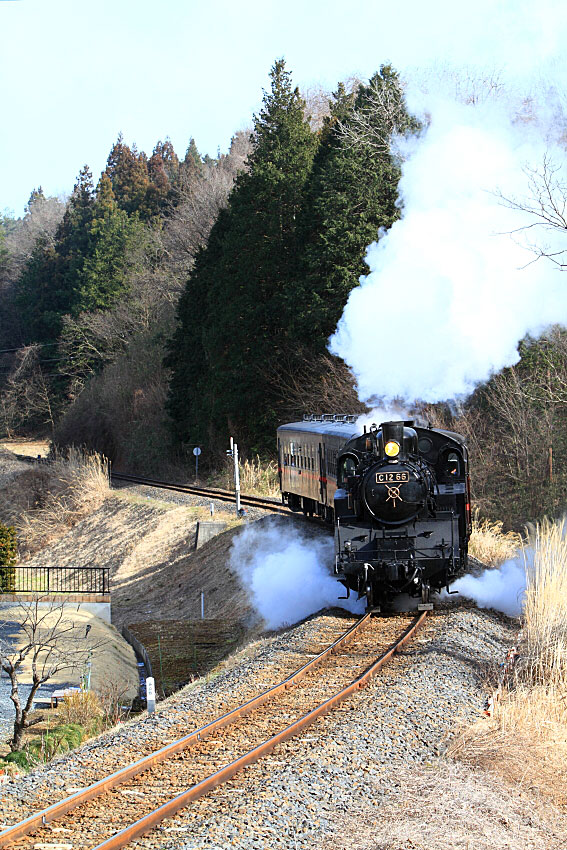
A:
330,0,567,409
229,519,364,629
329,89,567,405
444,557,526,618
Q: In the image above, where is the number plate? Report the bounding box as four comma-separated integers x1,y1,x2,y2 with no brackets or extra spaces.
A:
376,471,410,484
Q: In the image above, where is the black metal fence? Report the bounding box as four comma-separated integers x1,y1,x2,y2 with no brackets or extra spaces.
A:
0,566,110,595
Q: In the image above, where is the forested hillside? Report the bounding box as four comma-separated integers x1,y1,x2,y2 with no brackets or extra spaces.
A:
2,59,567,528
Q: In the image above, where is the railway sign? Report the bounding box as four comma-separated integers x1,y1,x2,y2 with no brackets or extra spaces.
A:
193,446,202,480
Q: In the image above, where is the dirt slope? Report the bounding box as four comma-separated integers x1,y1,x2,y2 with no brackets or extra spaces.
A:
0,447,30,488
20,491,254,628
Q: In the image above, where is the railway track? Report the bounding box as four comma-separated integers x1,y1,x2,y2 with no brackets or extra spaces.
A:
1,611,426,850
11,453,287,514
105,467,291,515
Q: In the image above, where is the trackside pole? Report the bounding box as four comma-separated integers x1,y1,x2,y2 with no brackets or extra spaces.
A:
234,442,241,514
228,437,242,516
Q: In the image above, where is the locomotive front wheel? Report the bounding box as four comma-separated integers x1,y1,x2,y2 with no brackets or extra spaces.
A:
418,580,433,611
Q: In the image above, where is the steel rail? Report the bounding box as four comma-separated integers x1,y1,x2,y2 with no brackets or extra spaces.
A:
0,612,373,848
110,471,289,514
9,457,289,513
92,611,427,850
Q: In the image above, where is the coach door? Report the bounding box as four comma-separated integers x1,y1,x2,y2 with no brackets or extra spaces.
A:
318,442,327,506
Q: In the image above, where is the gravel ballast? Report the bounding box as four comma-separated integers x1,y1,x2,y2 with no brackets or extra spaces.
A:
3,603,559,849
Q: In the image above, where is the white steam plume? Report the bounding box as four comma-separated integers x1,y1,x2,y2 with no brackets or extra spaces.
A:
444,557,526,618
229,520,363,629
356,405,410,431
329,80,567,406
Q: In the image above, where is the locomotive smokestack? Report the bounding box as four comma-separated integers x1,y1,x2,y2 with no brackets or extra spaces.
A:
380,421,405,459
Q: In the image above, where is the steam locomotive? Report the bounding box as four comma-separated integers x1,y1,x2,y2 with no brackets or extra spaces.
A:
278,415,471,610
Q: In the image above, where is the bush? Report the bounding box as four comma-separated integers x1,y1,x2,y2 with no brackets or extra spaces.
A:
27,723,87,762
0,522,17,591
3,750,31,769
53,332,174,473
55,689,103,732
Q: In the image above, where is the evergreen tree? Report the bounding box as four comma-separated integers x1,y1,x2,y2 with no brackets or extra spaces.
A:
167,59,318,452
146,139,180,216
15,166,96,341
105,135,151,218
76,173,143,312
15,165,144,345
0,523,17,593
184,137,202,170
298,66,418,347
0,223,8,276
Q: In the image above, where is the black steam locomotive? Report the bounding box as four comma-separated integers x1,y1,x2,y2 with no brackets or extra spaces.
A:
278,415,471,610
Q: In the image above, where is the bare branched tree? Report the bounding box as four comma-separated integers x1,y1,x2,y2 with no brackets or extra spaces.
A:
336,72,413,154
497,154,567,269
160,130,252,281
1,193,65,288
0,597,104,751
0,344,56,436
267,351,367,424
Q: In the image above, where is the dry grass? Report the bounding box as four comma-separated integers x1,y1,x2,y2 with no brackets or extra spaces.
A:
238,456,279,497
324,762,566,850
468,510,522,567
0,448,109,557
521,518,567,687
209,455,280,498
448,518,567,812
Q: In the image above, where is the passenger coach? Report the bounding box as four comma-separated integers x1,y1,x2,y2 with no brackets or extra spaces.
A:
277,414,359,520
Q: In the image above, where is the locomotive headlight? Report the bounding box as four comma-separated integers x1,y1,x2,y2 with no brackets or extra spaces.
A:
384,440,400,458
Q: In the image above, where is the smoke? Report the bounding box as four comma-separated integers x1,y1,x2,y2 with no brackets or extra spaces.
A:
356,405,409,431
229,519,364,629
443,555,528,618
329,55,567,406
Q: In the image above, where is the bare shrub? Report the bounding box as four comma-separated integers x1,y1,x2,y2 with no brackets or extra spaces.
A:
53,333,172,472
0,448,109,557
0,344,56,437
97,678,132,727
269,351,367,424
54,690,103,730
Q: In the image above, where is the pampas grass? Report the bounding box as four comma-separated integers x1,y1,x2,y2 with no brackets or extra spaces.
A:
520,518,567,688
449,517,567,808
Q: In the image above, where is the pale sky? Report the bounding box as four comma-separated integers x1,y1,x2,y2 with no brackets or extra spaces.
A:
1,0,564,216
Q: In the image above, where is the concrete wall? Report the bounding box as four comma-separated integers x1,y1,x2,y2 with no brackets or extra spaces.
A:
195,521,227,549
